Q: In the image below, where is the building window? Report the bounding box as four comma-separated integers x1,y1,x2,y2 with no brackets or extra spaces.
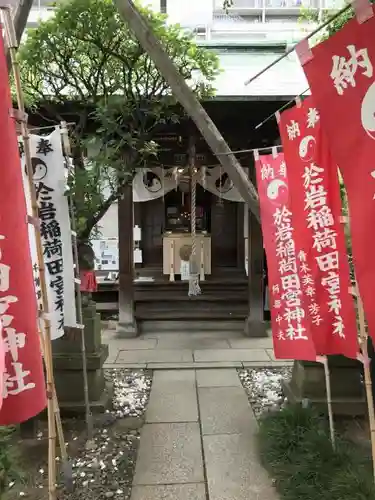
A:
160,0,167,13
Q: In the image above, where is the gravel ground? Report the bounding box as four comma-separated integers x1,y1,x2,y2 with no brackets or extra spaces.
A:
5,369,152,500
238,367,292,418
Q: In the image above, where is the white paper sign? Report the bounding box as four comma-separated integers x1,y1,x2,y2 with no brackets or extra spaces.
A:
180,260,190,281
19,129,77,339
92,238,119,271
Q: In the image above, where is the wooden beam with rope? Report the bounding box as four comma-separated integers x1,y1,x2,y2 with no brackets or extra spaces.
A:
113,0,261,222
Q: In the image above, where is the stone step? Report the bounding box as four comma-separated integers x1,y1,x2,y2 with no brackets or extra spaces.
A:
134,292,248,302
97,280,248,292
135,309,248,321
139,319,246,333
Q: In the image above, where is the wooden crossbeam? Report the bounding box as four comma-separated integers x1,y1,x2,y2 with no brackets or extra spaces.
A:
114,0,261,222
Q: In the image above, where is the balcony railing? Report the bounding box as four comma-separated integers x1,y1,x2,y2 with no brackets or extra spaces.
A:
214,0,345,10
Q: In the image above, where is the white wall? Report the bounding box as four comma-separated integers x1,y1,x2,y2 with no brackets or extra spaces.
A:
166,0,213,26
96,202,118,239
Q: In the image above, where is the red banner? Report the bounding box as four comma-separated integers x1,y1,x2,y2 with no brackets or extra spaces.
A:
0,31,46,424
300,7,375,341
0,319,4,412
255,152,317,361
278,97,358,359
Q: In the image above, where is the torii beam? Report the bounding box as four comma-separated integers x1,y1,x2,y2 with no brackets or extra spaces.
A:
113,0,261,222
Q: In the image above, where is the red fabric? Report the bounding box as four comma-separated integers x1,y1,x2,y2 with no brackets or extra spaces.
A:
80,270,97,292
278,97,359,359
255,152,317,361
0,32,46,425
301,7,375,341
0,319,4,412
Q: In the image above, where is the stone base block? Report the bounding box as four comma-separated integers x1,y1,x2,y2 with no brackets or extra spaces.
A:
56,382,114,418
117,320,138,338
284,358,366,416
54,368,106,403
53,344,109,371
243,317,269,338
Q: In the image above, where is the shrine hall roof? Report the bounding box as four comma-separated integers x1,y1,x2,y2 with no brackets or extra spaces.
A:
212,49,309,100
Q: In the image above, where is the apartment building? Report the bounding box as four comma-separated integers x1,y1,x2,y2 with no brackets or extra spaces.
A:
26,0,344,98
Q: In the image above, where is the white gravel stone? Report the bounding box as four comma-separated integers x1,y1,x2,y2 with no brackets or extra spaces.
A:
238,367,292,417
15,369,153,500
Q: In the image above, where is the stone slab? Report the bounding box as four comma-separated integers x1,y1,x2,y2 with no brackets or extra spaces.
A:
107,339,157,350
242,361,293,368
117,349,193,364
194,349,270,363
105,348,120,364
198,387,255,435
153,370,196,384
266,349,292,362
147,362,243,370
140,331,243,340
133,423,204,485
131,484,206,500
104,363,147,369
146,372,198,423
203,433,279,500
196,369,241,388
228,338,273,349
156,337,229,350
146,388,198,423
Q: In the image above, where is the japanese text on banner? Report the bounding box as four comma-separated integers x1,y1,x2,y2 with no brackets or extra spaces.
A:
279,96,358,359
1,236,35,399
255,153,317,361
0,27,46,425
300,7,375,342
19,130,77,340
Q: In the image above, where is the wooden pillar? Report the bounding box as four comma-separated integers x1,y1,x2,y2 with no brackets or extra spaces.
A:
244,209,267,337
236,202,245,270
117,183,137,337
133,200,142,270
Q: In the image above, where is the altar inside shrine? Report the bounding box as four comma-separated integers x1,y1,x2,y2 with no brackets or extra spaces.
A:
163,232,212,281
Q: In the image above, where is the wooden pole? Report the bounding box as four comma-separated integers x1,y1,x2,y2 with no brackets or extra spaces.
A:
38,332,73,491
243,3,351,86
317,356,335,449
355,285,375,479
113,0,260,222
339,213,375,477
60,122,94,441
1,9,57,499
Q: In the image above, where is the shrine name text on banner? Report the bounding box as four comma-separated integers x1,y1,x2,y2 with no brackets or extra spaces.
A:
278,96,358,359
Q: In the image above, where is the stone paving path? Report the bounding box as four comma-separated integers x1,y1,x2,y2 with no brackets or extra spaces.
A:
103,330,292,370
130,369,279,500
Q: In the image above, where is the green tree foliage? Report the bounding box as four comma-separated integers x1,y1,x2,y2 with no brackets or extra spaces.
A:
18,0,220,242
299,5,354,42
300,0,374,42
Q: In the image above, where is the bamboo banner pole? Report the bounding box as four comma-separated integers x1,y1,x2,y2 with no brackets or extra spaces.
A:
38,331,73,490
353,284,375,479
317,355,335,449
243,3,351,86
340,211,375,479
60,122,94,441
0,9,58,499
